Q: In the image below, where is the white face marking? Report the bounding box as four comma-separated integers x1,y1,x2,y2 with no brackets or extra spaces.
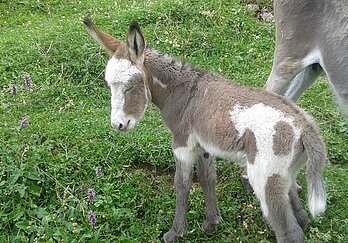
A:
105,58,142,131
152,76,167,89
105,58,141,85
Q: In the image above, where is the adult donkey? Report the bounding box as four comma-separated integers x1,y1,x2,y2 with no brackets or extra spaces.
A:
242,0,347,194
84,18,326,242
265,0,348,112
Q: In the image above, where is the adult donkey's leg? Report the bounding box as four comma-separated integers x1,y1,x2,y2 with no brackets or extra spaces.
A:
322,48,348,118
163,146,194,243
197,151,221,235
284,64,323,101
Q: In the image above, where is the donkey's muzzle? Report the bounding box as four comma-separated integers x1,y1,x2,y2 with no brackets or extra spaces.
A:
111,119,131,131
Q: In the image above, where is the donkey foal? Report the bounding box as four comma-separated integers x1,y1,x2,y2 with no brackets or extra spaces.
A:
84,19,327,243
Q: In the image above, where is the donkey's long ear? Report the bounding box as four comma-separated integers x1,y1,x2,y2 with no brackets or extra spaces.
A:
83,17,121,56
127,21,146,65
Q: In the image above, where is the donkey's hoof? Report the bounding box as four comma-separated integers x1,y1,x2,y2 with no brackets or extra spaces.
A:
163,230,181,243
202,221,217,235
241,175,254,193
278,226,304,243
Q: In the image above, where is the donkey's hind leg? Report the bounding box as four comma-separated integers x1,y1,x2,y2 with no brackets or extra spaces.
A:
251,173,304,243
197,151,221,235
289,183,308,230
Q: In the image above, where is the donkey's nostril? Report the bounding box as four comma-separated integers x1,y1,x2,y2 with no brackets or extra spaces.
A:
111,119,132,131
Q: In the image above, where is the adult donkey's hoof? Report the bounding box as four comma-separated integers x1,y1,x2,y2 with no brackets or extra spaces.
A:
163,230,182,243
202,211,221,235
202,221,217,235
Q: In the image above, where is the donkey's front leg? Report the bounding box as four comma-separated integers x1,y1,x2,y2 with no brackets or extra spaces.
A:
197,151,221,235
163,148,194,243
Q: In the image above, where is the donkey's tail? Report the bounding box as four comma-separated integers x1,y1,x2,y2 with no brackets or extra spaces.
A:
301,121,327,218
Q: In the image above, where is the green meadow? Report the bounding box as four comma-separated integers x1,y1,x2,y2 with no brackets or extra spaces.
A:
1,0,347,242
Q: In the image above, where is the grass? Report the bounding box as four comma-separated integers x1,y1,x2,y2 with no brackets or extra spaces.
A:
1,0,347,242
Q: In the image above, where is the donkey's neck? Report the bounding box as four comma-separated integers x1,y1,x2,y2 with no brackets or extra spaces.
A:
144,49,203,110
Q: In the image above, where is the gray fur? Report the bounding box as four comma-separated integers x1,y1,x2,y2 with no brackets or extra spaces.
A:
289,184,308,230
240,129,257,164
84,19,327,243
265,0,348,116
301,121,327,216
196,149,221,235
265,174,305,243
273,121,295,156
163,150,193,242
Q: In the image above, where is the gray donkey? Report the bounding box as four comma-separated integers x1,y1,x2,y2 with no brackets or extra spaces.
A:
84,18,327,243
265,0,348,112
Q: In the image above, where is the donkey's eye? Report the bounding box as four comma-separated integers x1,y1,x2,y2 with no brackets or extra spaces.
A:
124,85,135,93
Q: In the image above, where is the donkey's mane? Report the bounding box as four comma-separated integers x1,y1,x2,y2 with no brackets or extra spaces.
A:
145,48,215,82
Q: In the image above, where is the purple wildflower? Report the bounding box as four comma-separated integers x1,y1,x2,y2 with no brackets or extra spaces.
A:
87,186,96,204
24,74,32,91
19,117,29,130
95,166,102,177
88,210,97,228
12,85,18,95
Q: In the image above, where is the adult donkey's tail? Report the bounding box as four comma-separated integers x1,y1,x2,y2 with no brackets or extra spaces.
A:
301,121,327,218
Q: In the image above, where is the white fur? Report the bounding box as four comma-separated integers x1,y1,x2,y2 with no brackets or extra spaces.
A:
173,134,197,162
106,58,141,130
309,191,326,217
300,49,322,68
105,58,141,85
229,103,301,171
110,84,136,130
173,135,198,181
173,147,195,164
152,76,167,89
284,49,324,98
229,103,302,216
172,147,193,183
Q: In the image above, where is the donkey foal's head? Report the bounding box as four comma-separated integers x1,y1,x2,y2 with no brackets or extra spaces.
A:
84,19,150,131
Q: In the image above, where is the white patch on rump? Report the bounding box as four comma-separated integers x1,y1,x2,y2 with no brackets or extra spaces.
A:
229,103,301,217
105,58,141,85
229,104,300,171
